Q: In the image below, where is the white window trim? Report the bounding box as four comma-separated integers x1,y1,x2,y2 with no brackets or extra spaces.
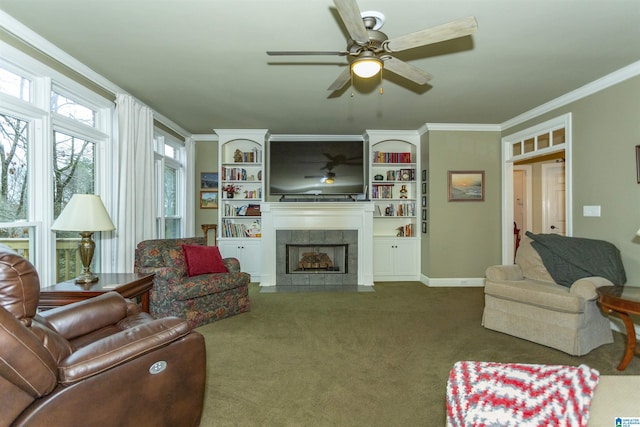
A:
1,47,115,283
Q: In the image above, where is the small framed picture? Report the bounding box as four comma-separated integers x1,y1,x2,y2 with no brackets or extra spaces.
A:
422,182,427,194
200,190,218,209
201,172,218,189
421,196,427,207
421,169,427,182
422,209,427,221
422,221,427,234
448,171,485,202
636,145,640,183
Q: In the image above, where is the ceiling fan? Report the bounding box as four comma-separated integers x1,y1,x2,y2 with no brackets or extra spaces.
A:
266,0,478,91
304,153,362,183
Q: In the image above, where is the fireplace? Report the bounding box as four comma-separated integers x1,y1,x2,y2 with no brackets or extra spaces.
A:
275,230,357,286
260,202,374,287
286,244,348,274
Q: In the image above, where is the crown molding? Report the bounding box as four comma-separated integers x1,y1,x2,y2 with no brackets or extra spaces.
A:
424,123,501,132
502,60,640,130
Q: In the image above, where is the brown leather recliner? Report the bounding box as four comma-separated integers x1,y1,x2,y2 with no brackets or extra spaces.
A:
0,248,206,427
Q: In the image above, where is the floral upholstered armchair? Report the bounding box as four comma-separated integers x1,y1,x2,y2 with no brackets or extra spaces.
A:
134,237,250,328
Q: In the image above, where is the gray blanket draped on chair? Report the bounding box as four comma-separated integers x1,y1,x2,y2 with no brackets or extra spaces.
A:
525,231,626,287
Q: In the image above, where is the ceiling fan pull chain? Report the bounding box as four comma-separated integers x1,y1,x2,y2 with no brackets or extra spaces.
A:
379,68,384,95
350,68,355,97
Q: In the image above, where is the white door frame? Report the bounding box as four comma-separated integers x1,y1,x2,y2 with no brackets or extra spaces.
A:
501,113,572,264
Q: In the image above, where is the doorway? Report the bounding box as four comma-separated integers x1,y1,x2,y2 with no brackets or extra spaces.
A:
502,113,572,264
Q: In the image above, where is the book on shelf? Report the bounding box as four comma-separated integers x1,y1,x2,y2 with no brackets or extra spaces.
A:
372,151,413,164
401,223,415,237
235,204,261,216
371,183,394,199
374,202,416,217
384,168,416,181
222,219,261,238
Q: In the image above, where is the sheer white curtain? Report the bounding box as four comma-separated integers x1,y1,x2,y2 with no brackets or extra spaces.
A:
114,94,156,271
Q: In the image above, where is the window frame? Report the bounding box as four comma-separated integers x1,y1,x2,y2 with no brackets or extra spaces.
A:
154,129,185,239
0,52,114,285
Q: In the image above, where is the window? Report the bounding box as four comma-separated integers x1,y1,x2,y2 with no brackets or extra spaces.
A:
52,90,96,127
1,54,112,284
0,67,30,101
0,113,29,222
53,131,95,215
0,112,33,258
154,130,185,239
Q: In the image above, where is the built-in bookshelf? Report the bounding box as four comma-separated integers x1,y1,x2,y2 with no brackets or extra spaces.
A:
368,130,420,280
214,129,268,281
370,142,418,237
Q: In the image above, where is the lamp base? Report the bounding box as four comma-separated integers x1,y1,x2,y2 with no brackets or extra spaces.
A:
75,272,99,284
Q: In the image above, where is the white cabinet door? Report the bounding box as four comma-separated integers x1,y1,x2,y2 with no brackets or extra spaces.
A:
218,239,261,281
393,239,419,277
373,237,419,280
373,239,395,277
239,239,261,280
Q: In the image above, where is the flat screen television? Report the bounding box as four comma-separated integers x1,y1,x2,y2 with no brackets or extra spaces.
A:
269,139,366,196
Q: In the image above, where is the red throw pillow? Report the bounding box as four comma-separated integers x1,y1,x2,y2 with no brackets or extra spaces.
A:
182,244,228,277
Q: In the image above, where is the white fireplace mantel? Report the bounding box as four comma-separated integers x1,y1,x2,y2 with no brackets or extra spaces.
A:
260,202,374,287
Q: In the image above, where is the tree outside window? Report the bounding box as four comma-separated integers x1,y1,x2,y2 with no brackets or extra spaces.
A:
0,113,28,225
53,131,95,216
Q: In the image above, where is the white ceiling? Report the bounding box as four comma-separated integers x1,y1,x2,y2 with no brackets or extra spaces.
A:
2,0,640,135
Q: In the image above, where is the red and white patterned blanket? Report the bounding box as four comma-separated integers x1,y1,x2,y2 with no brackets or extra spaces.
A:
446,361,600,427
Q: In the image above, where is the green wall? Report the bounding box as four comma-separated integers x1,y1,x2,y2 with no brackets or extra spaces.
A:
197,75,640,284
504,75,640,284
194,140,219,243
422,130,502,278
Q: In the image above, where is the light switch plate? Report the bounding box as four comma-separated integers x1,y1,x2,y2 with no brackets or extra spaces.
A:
583,205,601,217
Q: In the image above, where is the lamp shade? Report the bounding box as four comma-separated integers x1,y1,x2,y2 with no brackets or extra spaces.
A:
351,53,382,78
51,194,115,232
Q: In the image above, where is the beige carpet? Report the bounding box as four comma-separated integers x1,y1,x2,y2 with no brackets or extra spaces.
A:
195,282,639,427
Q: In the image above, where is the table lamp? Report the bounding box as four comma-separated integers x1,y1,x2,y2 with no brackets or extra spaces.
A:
51,194,115,284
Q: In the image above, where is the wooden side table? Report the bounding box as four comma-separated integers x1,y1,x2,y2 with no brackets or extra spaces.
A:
597,285,640,371
39,272,155,313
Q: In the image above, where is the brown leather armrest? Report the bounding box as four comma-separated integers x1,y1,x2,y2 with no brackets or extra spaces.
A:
39,292,128,340
58,316,191,385
0,306,57,396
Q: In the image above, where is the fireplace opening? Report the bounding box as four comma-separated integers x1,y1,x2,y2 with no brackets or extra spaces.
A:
286,244,348,274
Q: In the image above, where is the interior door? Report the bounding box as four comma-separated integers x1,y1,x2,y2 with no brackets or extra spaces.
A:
542,163,566,235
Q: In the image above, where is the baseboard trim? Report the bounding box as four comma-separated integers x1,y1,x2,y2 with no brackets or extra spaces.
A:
421,275,485,287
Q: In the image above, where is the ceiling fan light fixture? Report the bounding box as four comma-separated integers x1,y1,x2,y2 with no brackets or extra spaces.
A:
351,53,382,78
323,171,336,184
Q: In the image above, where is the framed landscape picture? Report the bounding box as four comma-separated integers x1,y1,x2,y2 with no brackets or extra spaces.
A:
636,145,640,183
200,190,218,209
448,171,485,202
200,172,218,189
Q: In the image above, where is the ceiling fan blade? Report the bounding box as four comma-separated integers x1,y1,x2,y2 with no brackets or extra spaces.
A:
267,51,348,56
328,67,351,91
386,16,478,52
333,0,369,44
382,57,433,85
